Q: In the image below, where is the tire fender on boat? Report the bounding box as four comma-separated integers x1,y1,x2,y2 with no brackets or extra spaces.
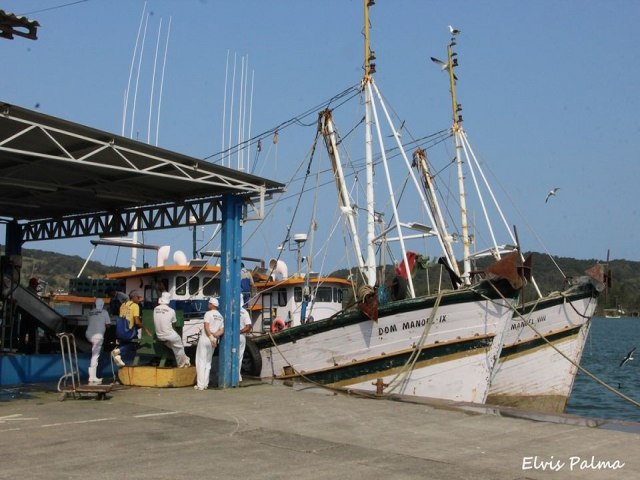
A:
242,338,262,377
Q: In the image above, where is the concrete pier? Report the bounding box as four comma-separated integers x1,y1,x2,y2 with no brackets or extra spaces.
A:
0,381,637,479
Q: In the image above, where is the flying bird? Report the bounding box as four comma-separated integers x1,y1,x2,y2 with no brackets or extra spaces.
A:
545,187,560,203
619,347,636,368
448,25,461,35
430,56,458,80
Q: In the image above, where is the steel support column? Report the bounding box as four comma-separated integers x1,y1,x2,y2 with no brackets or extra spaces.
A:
5,219,22,255
218,194,242,388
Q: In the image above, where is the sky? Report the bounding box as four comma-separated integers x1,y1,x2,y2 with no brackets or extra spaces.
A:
1,0,639,276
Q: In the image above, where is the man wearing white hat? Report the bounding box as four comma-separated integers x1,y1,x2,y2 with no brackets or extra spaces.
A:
85,298,111,384
194,297,224,390
153,292,190,368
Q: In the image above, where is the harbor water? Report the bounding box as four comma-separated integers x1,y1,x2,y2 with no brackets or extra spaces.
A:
566,317,640,422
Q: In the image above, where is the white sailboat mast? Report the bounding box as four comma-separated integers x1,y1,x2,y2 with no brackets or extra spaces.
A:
413,149,461,277
363,0,377,287
447,41,471,285
320,111,367,275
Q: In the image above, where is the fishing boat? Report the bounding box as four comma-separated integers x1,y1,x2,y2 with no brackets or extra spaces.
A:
602,307,624,318
246,1,524,404
247,256,353,333
48,239,351,383
49,245,215,346
603,305,625,318
426,31,604,413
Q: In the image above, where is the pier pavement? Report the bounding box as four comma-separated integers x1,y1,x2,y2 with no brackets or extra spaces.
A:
0,380,638,479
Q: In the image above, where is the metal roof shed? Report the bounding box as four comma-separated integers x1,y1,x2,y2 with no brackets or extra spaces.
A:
0,102,285,388
0,102,283,244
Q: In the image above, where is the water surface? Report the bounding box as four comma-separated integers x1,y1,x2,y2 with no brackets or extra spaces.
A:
566,317,640,423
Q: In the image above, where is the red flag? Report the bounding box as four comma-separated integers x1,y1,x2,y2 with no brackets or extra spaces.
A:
395,252,417,280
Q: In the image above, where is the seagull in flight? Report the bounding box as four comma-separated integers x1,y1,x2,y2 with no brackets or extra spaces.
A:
449,25,461,36
545,187,560,203
619,347,636,367
430,56,458,80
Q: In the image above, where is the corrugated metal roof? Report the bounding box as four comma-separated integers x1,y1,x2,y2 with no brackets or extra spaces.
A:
0,102,284,238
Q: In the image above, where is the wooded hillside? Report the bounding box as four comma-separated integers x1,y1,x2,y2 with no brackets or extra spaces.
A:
331,252,640,315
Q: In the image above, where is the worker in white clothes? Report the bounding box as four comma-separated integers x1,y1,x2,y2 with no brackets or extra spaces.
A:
238,306,253,382
85,298,111,384
153,292,190,368
194,297,224,390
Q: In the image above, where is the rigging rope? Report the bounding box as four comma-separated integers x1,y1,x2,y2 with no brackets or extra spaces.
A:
203,84,361,164
384,290,443,394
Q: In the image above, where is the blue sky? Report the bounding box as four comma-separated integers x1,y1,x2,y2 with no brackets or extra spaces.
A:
1,0,639,273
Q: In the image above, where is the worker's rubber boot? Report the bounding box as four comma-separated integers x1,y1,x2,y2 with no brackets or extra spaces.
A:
88,366,103,384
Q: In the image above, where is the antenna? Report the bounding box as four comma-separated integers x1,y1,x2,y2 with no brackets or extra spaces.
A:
220,50,230,165
147,17,162,145
155,16,172,146
237,55,245,170
129,11,150,140
227,52,237,167
122,1,147,136
247,69,255,173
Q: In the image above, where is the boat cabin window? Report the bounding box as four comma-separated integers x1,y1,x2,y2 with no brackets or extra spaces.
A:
189,277,200,296
175,276,187,296
334,288,345,303
202,277,217,296
315,287,333,303
277,288,287,307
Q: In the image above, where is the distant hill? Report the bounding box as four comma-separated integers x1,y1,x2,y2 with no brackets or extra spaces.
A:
330,252,640,316
2,246,124,294
3,246,638,315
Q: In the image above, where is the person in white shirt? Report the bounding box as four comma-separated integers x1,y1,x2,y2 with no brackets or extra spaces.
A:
153,292,190,368
194,297,224,390
238,307,252,382
85,298,111,384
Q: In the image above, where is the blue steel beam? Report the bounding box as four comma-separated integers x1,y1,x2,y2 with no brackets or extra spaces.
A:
18,198,224,242
218,194,243,388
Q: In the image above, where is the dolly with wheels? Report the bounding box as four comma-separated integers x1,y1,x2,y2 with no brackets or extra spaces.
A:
57,333,113,401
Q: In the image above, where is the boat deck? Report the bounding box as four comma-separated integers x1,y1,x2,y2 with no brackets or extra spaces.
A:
1,381,637,479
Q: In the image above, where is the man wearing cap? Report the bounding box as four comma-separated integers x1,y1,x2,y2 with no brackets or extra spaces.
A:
112,290,144,366
153,292,190,368
106,287,128,317
194,297,224,390
85,298,111,384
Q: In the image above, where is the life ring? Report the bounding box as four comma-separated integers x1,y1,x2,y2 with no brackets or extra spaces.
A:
271,317,285,333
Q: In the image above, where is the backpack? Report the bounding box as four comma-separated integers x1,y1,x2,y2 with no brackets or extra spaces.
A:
115,316,138,342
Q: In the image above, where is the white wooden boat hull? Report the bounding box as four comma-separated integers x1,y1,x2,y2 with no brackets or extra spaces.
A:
257,283,516,403
487,289,597,413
